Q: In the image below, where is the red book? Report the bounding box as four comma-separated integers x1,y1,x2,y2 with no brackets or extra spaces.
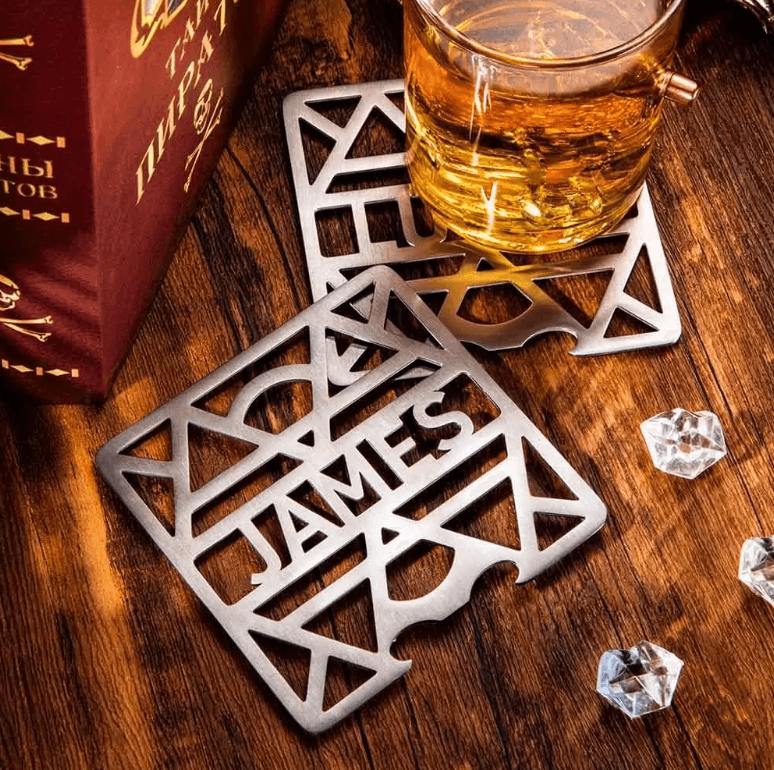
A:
0,0,286,401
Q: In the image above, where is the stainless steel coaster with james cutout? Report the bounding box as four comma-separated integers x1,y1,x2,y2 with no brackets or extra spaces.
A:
96,267,607,734
284,79,681,356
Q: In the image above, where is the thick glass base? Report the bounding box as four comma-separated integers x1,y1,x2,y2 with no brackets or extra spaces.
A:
412,181,643,256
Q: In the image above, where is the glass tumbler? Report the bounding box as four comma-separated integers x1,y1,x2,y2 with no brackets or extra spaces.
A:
404,0,697,254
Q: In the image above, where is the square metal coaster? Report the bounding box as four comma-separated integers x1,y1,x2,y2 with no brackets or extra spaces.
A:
96,267,606,733
284,79,681,355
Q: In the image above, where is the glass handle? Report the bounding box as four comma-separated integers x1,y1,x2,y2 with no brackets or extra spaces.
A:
664,72,699,104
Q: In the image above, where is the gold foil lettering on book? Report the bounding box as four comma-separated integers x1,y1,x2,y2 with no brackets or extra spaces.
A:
165,40,182,77
0,156,17,174
194,31,214,87
0,273,53,342
196,0,211,27
0,156,55,179
165,21,211,81
135,0,236,203
177,60,196,116
0,179,60,200
0,148,59,199
21,159,53,177
0,36,34,71
182,18,197,48
136,58,197,203
213,0,234,34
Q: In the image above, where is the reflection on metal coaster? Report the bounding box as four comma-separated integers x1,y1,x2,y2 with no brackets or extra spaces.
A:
284,79,681,356
96,267,607,733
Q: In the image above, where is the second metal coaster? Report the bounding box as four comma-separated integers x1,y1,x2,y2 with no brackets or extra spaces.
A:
284,79,681,356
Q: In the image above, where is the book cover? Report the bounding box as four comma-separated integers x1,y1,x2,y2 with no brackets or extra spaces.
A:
0,0,287,402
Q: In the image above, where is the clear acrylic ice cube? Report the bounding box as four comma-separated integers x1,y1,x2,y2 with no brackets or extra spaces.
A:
597,640,683,718
640,408,726,479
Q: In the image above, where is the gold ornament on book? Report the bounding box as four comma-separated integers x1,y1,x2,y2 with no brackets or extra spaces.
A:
184,78,223,192
0,35,33,71
0,273,53,343
131,0,188,58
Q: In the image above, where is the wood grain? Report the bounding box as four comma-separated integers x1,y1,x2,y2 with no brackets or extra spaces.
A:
3,0,774,767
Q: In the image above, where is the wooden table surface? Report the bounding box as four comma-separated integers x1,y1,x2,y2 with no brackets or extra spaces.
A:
3,0,774,767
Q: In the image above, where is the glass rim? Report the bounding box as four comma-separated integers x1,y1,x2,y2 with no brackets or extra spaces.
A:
408,0,686,70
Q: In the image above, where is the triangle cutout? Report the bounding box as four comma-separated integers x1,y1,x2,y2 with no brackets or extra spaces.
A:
322,657,377,712
299,431,315,447
522,439,579,501
385,291,443,348
345,107,405,159
421,292,447,317
603,307,657,338
306,95,361,128
290,512,307,532
331,284,376,324
385,91,405,112
121,420,173,462
187,423,260,492
533,512,583,551
302,581,379,653
124,473,176,535
321,455,351,483
535,271,614,329
249,632,311,700
442,477,521,551
622,246,662,313
381,528,399,544
299,118,336,185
